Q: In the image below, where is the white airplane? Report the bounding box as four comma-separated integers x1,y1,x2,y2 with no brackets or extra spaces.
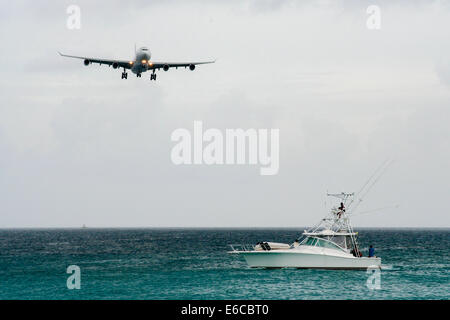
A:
59,46,215,81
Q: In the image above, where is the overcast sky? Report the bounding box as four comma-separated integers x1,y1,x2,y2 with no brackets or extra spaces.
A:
0,0,449,228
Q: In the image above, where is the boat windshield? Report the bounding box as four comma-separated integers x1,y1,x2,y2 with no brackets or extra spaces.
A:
304,237,318,246
303,237,344,252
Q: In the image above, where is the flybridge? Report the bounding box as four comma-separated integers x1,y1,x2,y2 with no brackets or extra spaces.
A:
302,192,361,254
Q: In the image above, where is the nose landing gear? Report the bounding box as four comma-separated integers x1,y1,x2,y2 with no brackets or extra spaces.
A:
137,73,142,78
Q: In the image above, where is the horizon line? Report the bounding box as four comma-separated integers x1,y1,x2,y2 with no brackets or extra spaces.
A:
0,226,448,230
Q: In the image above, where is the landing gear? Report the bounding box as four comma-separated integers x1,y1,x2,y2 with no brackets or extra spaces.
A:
137,73,142,78
121,71,128,79
150,70,157,81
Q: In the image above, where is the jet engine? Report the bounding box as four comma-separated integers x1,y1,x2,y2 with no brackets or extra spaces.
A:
189,64,195,71
163,64,169,71
83,59,90,66
112,62,119,69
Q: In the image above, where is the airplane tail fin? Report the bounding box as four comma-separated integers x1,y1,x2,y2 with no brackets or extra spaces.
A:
134,43,137,55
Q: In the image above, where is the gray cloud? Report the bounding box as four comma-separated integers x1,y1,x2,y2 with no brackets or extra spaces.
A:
435,59,450,87
0,1,449,228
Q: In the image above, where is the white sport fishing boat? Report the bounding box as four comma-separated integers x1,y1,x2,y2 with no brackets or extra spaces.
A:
229,193,381,269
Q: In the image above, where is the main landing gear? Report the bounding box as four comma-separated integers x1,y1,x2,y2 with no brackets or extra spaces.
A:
150,70,157,81
121,71,128,79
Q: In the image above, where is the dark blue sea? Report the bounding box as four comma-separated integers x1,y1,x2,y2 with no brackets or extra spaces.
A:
0,229,448,300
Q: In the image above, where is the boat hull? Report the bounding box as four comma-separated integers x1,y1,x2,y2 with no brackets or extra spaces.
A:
237,251,381,269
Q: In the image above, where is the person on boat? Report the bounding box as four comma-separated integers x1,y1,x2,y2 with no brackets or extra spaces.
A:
351,248,362,257
369,245,375,257
337,202,345,218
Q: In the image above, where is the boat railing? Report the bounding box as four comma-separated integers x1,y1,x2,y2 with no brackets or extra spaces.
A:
229,244,255,252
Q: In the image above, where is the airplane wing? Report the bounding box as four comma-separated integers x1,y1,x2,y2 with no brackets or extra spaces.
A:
58,52,132,69
149,60,216,70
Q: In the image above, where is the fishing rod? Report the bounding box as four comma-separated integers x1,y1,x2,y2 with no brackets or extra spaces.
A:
347,159,394,214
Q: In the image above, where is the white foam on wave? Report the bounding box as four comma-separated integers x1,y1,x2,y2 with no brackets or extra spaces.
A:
381,264,394,270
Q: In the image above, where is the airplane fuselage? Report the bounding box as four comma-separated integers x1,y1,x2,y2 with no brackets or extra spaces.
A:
131,47,152,74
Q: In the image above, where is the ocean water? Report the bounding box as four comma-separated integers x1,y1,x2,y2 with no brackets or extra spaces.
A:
0,228,448,300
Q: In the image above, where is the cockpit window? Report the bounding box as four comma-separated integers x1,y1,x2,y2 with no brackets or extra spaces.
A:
142,48,148,51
